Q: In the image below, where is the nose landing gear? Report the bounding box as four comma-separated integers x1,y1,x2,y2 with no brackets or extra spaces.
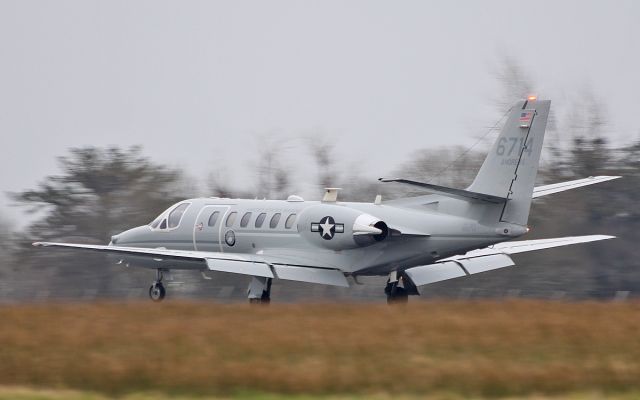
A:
149,269,167,302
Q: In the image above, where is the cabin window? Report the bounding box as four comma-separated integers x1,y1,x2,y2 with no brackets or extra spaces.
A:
285,213,297,229
168,203,190,229
159,219,167,230
226,212,237,227
255,213,267,228
208,211,220,227
240,212,252,228
270,213,281,229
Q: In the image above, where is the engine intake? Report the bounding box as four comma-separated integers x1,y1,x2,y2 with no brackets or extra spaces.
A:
372,221,389,242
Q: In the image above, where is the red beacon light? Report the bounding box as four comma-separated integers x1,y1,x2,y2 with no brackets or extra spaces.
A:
527,95,537,101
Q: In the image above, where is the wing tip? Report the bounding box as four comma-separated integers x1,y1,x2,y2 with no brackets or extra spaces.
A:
599,235,616,240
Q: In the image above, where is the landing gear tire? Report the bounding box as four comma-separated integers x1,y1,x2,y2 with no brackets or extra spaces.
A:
386,287,409,305
149,283,166,302
149,269,167,302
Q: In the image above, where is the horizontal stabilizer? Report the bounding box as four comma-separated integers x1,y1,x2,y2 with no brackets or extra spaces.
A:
532,176,620,198
378,178,507,203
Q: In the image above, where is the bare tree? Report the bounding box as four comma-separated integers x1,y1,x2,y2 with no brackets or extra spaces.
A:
253,134,294,199
307,134,338,191
11,146,193,295
390,146,485,199
0,214,14,276
492,55,536,110
207,168,253,199
13,146,189,243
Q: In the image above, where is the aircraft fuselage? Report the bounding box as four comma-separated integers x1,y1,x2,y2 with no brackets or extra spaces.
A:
111,196,522,276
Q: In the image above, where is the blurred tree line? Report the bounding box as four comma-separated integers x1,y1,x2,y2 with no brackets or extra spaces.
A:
1,59,637,300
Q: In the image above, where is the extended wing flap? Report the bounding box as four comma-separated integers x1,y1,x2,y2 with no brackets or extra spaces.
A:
206,259,274,278
460,254,515,274
273,265,349,287
532,176,620,198
405,254,514,286
404,261,467,286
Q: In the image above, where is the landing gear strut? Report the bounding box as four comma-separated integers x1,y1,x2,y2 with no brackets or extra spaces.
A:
247,276,272,304
385,281,409,304
149,269,167,302
385,271,418,304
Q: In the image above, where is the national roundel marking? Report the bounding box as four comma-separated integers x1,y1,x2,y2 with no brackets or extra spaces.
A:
310,216,345,240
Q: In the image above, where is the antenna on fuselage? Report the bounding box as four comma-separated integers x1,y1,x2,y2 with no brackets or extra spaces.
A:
322,188,342,203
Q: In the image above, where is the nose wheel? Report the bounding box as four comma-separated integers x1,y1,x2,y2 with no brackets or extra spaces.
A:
149,269,167,302
149,283,166,302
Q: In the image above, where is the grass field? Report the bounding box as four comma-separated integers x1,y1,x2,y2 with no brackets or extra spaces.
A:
0,301,639,399
0,387,639,400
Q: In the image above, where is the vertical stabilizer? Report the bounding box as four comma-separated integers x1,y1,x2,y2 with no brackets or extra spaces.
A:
467,99,551,225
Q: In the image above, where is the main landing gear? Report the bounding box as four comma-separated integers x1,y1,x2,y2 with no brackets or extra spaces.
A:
385,271,419,304
247,276,272,304
149,269,167,302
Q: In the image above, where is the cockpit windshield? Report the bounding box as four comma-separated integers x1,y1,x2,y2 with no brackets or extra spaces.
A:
150,216,162,229
168,203,189,228
149,202,191,230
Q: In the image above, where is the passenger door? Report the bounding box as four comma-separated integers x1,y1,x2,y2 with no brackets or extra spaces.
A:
193,205,230,252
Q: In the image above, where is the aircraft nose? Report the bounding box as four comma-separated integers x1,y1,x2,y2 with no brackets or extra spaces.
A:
111,229,134,245
111,226,148,246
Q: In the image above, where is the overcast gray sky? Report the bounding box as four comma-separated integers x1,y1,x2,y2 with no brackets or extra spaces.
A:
1,0,639,226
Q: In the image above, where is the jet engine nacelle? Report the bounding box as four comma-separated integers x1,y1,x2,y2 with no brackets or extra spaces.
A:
297,204,389,250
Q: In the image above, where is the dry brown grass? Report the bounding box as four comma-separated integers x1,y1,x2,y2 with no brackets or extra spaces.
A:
0,300,639,398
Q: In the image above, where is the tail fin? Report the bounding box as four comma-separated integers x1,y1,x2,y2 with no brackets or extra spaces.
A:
467,98,551,225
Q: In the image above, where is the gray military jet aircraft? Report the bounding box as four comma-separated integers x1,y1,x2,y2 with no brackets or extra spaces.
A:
34,98,619,303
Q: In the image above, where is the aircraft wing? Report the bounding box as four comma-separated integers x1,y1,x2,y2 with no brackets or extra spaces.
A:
32,242,349,287
404,235,614,287
532,176,620,198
